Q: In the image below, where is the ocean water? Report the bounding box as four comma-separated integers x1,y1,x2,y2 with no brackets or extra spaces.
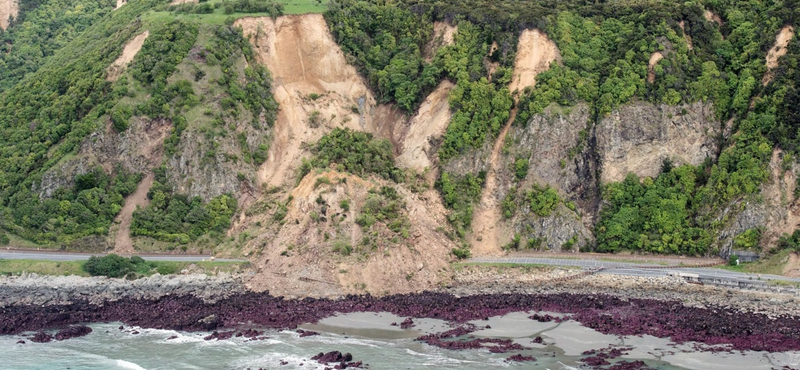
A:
2,311,798,370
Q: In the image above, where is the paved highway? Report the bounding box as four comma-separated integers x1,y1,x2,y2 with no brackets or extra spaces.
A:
470,256,800,285
0,249,246,262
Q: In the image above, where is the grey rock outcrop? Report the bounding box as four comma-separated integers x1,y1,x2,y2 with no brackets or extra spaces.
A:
503,103,595,202
596,101,719,183
0,273,246,307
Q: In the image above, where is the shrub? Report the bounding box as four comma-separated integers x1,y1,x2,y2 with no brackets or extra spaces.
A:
332,240,352,256
83,254,139,278
110,105,133,132
514,158,529,181
306,128,403,182
526,184,561,217
451,247,472,259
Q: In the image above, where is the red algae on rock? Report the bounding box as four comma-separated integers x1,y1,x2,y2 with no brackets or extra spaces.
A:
3,292,800,353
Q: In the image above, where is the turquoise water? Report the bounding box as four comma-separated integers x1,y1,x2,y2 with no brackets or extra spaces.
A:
2,312,797,370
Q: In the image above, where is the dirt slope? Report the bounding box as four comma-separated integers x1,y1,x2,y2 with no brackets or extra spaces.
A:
233,14,458,296
423,22,457,62
704,10,722,26
169,0,197,4
508,29,560,95
647,51,664,83
761,149,800,250
762,26,795,86
115,0,127,9
112,173,154,255
245,171,456,297
679,21,693,50
470,29,560,256
235,15,405,189
396,80,455,172
106,31,149,82
469,108,517,256
0,0,18,30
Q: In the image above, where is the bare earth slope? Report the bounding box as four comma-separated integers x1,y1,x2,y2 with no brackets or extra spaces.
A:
423,22,457,62
470,29,560,256
235,15,458,296
112,173,154,254
106,31,149,82
508,29,560,95
647,51,664,83
0,0,18,30
763,26,795,86
235,15,405,189
396,80,455,172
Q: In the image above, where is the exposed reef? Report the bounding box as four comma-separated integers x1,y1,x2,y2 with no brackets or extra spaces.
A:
2,291,800,353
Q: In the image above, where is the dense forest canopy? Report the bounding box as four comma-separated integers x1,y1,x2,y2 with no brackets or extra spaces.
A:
0,0,798,257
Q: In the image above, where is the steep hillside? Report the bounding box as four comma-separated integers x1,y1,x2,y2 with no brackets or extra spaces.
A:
2,0,800,293
234,15,404,189
469,28,560,256
230,14,458,294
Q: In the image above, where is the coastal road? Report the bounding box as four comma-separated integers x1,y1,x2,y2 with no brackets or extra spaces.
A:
0,249,246,262
469,256,800,285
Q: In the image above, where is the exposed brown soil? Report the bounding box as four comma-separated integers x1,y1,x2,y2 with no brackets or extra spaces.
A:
762,26,795,86
485,41,500,80
508,29,560,95
244,171,456,297
396,80,455,172
115,0,127,9
784,252,800,277
678,21,693,50
112,173,154,255
704,10,722,26
234,14,457,296
0,0,18,30
169,0,197,4
423,22,457,62
106,31,149,82
646,51,664,83
761,149,800,250
235,15,404,189
470,28,559,256
469,108,517,256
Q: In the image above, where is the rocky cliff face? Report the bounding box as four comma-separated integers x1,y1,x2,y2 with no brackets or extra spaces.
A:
716,149,800,255
596,101,720,184
495,103,595,251
503,103,594,202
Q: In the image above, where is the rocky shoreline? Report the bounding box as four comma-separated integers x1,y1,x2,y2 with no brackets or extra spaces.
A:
448,266,800,317
0,273,246,307
2,271,800,354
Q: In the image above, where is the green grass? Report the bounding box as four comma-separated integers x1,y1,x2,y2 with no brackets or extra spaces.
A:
277,0,326,14
0,260,88,276
4,233,60,250
716,249,793,276
0,259,251,277
144,0,326,26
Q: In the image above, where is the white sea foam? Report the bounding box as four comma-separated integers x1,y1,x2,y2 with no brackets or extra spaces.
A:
557,361,578,370
115,359,147,370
